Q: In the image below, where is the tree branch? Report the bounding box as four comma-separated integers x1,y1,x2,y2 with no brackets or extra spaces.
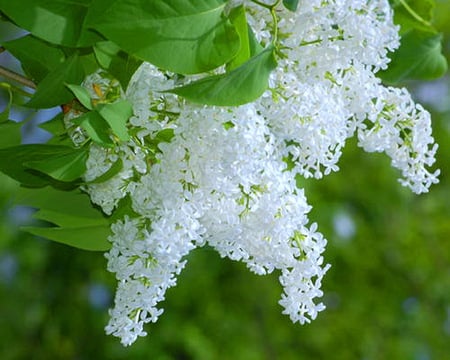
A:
0,65,36,89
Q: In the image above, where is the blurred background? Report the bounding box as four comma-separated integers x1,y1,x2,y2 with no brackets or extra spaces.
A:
1,4,449,360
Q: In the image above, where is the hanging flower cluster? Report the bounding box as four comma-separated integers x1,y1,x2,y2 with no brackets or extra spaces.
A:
64,0,439,346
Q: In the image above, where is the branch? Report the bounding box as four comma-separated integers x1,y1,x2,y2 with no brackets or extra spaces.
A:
0,65,36,89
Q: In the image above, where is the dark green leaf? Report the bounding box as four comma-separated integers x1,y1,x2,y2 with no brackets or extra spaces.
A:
155,128,175,143
66,84,93,110
109,194,139,223
283,0,300,12
73,111,114,147
97,100,132,142
379,30,448,83
39,113,66,136
0,121,22,148
15,187,111,251
2,35,65,83
0,83,13,123
27,53,85,109
92,0,240,74
0,144,84,187
168,46,277,106
0,0,103,47
24,147,88,182
79,51,101,77
40,113,74,146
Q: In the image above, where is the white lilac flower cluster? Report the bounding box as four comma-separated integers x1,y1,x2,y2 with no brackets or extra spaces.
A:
68,0,439,346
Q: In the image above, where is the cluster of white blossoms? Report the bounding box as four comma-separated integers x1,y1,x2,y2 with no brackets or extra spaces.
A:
68,0,439,346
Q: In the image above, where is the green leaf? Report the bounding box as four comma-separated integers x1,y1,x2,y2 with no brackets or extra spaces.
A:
66,84,93,110
27,53,85,109
97,100,132,142
226,5,251,71
92,0,240,74
24,147,88,182
15,187,111,251
39,113,66,136
0,121,22,148
21,225,111,251
94,41,120,69
16,186,104,220
168,46,277,106
87,157,123,184
155,128,175,143
0,144,85,187
379,30,448,83
93,41,142,88
0,0,103,47
73,111,114,147
39,113,74,146
247,27,264,57
0,83,13,123
283,0,300,12
79,51,101,77
2,35,65,83
391,0,435,34
109,194,139,223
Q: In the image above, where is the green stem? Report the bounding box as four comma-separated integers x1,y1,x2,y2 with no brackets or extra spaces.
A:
0,65,36,89
251,0,281,44
0,81,33,98
398,0,432,28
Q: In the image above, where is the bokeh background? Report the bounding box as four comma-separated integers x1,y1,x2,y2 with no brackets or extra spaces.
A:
1,3,449,359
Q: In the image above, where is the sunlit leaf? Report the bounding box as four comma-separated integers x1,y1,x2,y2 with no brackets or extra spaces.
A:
93,41,142,88
226,5,251,71
73,111,114,147
66,84,93,110
168,46,277,106
0,0,103,47
391,0,435,34
97,100,132,142
92,0,240,74
22,225,111,251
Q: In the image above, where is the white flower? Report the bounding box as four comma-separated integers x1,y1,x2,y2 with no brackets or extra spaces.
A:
70,0,440,346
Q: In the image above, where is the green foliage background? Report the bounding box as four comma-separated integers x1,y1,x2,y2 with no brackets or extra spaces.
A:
1,1,450,359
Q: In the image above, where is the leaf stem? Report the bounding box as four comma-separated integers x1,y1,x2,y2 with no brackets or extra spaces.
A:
398,0,432,28
0,81,33,98
0,65,37,89
250,0,281,45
